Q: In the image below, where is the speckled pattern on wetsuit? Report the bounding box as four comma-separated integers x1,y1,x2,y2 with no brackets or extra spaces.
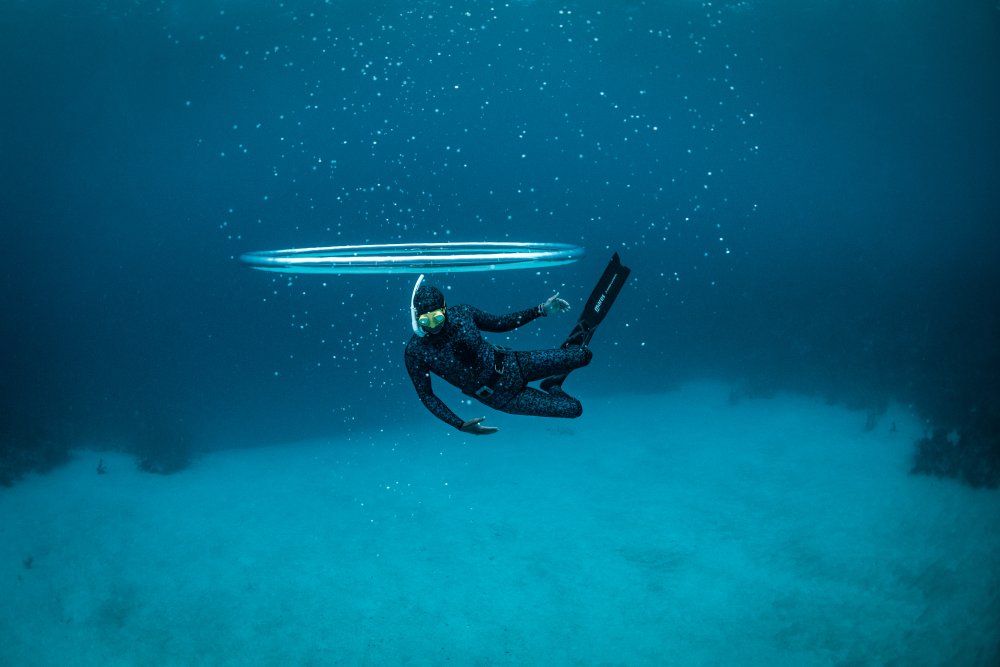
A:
404,303,592,429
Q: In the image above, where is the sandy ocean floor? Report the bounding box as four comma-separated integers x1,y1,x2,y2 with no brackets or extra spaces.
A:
2,382,999,666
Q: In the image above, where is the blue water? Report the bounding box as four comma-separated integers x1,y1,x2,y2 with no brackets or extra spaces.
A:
2,1,999,664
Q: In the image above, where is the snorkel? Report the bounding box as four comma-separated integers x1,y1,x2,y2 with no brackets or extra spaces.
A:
411,274,426,336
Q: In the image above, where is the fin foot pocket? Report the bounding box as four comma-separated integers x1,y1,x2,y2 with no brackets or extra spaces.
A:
541,376,564,393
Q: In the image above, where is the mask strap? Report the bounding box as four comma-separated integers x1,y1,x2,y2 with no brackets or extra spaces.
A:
410,274,426,336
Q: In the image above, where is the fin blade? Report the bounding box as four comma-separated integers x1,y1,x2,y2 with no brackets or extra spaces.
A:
562,252,631,348
545,253,631,388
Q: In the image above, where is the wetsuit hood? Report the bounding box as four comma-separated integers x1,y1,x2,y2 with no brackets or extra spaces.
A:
414,285,445,313
410,275,447,336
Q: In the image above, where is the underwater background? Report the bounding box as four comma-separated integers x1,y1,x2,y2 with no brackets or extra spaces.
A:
2,1,1000,665
3,0,999,448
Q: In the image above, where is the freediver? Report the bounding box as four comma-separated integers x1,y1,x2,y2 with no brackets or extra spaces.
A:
404,280,591,435
404,253,630,435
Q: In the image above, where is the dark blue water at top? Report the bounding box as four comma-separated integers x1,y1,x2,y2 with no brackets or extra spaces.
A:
2,0,998,446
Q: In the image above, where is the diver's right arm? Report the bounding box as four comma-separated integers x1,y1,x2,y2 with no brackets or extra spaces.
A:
405,360,464,430
404,360,498,434
405,345,497,433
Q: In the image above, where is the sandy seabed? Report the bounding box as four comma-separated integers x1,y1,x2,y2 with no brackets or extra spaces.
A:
2,382,999,666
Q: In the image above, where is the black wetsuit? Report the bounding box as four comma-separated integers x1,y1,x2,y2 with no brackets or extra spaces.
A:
404,304,592,430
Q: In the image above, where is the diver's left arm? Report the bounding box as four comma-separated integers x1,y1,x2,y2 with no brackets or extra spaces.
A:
472,293,570,332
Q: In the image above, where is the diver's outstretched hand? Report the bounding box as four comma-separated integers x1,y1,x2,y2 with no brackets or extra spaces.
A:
540,292,571,316
461,417,499,435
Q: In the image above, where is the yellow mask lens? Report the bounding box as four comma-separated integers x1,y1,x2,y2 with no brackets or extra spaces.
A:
418,308,446,329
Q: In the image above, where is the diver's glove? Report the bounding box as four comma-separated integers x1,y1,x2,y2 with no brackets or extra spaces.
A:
461,417,499,435
539,292,571,316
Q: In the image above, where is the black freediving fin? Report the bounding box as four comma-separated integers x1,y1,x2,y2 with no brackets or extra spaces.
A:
562,252,631,348
542,253,631,390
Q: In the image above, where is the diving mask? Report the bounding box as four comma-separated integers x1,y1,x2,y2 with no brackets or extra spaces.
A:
418,307,447,330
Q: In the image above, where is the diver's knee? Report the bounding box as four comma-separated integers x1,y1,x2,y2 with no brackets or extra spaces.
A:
568,401,583,418
580,347,594,365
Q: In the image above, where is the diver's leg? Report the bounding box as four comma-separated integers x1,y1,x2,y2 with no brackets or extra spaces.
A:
516,347,592,383
482,359,584,418
501,386,583,419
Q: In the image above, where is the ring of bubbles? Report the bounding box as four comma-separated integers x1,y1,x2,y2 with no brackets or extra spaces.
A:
239,241,585,274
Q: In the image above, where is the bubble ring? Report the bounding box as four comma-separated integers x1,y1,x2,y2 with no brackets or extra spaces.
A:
238,241,585,274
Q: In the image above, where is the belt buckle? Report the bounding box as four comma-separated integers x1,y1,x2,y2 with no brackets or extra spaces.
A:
474,385,494,399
